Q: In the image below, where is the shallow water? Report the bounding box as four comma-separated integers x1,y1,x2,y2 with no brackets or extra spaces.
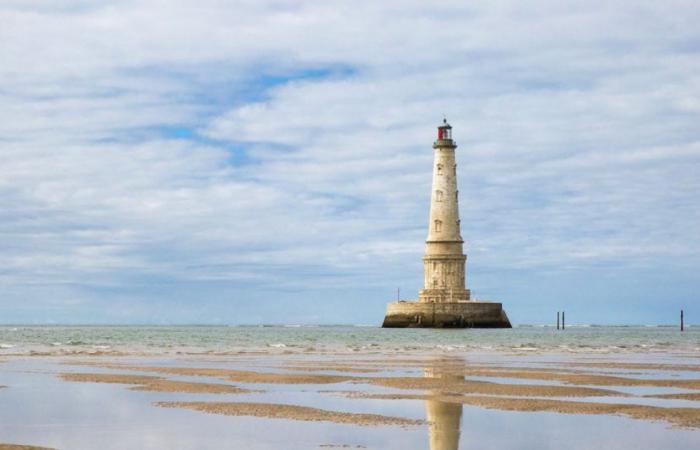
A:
1,353,700,450
0,325,698,356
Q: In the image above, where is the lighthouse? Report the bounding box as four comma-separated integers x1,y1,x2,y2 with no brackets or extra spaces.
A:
382,119,511,328
420,119,470,304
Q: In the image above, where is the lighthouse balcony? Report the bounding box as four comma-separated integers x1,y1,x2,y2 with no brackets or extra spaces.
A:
433,139,457,148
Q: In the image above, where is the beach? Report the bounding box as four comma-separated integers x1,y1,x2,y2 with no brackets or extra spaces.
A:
1,326,699,449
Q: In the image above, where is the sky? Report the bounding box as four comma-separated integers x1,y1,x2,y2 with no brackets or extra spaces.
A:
1,0,699,325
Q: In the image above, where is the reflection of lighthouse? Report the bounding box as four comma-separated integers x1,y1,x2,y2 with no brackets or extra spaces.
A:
424,366,463,450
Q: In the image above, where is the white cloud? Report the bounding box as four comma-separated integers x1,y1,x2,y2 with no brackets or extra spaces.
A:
1,0,699,322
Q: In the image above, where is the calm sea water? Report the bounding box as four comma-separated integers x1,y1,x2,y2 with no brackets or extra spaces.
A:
0,325,698,356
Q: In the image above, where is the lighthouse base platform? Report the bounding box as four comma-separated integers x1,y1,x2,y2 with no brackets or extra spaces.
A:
382,300,511,328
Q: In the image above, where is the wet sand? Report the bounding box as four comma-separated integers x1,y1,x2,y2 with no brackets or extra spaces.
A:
564,362,700,372
366,375,627,397
59,372,251,394
156,401,424,426
65,362,353,384
646,392,700,401
74,362,699,397
52,355,700,428
420,366,700,389
338,392,700,428
0,445,55,450
2,352,700,449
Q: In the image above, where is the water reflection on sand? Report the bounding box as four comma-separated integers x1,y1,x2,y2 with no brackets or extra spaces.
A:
2,355,700,450
424,362,463,450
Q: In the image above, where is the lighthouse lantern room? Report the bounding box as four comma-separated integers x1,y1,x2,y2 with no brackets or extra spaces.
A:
437,118,452,140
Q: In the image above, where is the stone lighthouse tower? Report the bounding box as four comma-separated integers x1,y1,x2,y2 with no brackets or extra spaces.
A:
382,119,511,328
419,119,470,304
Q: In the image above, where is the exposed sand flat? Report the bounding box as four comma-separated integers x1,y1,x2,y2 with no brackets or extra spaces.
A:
342,392,700,428
281,358,451,369
60,373,159,384
62,362,630,397
66,363,628,397
150,367,351,385
156,401,424,426
65,362,354,385
365,376,627,398
278,361,700,390
646,392,700,401
443,367,700,389
284,362,630,376
0,445,55,450
482,397,700,430
282,364,382,373
59,372,251,394
565,362,700,372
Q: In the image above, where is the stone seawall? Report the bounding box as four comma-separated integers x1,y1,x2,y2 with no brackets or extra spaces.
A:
382,301,511,328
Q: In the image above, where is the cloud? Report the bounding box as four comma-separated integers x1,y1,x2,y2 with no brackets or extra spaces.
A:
1,0,699,323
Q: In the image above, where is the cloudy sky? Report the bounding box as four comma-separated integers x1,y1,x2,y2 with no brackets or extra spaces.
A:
1,0,699,325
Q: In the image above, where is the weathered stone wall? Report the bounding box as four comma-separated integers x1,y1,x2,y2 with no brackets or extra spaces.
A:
426,140,462,245
420,136,471,303
382,301,511,328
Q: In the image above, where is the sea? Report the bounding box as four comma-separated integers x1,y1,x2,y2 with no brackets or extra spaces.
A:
0,325,698,356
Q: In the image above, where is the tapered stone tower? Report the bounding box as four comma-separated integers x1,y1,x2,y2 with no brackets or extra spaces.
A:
420,120,470,304
382,119,511,328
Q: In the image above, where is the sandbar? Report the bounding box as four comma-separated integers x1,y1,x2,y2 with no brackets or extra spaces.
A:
438,367,700,389
646,392,700,401
282,361,700,391
156,401,424,426
0,445,55,450
59,372,251,394
53,357,700,432
66,363,626,397
69,363,352,385
564,362,700,372
366,375,626,397
341,392,700,429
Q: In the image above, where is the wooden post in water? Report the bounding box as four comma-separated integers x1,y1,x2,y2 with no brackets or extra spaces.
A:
557,312,560,330
562,311,565,330
681,310,684,332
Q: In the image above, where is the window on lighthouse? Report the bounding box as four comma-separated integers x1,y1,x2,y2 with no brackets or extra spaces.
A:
437,164,443,175
435,190,443,202
434,220,442,233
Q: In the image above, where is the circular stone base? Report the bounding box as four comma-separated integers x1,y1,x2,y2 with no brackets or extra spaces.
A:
382,301,511,328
